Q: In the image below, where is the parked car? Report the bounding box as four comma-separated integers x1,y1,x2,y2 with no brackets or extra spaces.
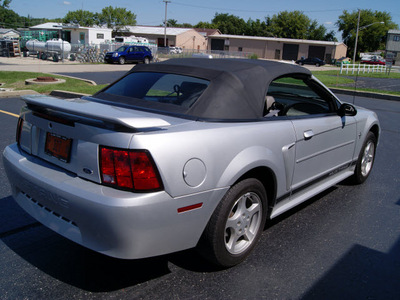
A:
169,46,183,54
361,58,386,65
104,45,153,65
3,59,380,267
335,57,351,66
296,57,326,67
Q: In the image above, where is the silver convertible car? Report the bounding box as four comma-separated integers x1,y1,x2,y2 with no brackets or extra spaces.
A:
3,59,379,267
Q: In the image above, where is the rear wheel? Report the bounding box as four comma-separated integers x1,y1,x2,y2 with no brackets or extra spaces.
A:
198,178,267,267
351,131,377,184
144,57,150,64
118,57,125,65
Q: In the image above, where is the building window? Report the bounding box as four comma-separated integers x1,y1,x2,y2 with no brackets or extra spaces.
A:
393,35,400,42
238,47,243,52
97,33,104,39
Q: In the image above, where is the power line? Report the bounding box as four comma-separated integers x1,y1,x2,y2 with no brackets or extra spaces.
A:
172,2,343,14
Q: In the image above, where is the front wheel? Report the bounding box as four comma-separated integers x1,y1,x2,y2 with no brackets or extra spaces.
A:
351,131,377,184
198,178,267,267
118,57,125,65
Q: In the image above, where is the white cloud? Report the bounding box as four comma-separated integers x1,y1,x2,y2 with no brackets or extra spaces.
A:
63,1,71,5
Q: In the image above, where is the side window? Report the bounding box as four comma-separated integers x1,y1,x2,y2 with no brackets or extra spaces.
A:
264,75,336,117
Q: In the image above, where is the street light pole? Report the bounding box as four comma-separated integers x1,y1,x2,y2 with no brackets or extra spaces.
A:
163,0,171,47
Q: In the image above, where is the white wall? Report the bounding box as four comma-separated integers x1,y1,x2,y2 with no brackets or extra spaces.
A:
68,28,112,45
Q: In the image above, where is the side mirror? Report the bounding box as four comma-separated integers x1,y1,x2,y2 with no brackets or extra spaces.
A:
339,103,357,117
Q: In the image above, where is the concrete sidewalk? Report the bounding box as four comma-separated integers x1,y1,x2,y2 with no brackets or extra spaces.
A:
0,56,132,73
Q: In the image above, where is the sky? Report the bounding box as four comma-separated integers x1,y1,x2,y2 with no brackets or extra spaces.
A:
8,0,400,41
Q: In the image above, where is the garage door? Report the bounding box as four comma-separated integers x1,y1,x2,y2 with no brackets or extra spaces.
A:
308,46,326,60
211,39,225,51
282,44,299,60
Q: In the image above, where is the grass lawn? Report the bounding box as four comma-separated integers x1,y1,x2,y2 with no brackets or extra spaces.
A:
0,71,105,95
313,69,400,79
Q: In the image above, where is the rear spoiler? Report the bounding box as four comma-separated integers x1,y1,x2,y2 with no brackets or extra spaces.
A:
21,95,172,129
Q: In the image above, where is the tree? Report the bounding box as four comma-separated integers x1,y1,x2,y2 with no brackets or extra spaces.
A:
166,19,178,27
211,13,247,35
1,0,11,8
266,10,334,41
0,6,20,29
337,9,398,60
97,6,136,33
63,10,96,27
246,18,271,37
267,11,310,39
194,21,217,29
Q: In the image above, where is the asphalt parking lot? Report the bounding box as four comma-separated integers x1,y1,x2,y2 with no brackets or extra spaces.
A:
0,58,399,299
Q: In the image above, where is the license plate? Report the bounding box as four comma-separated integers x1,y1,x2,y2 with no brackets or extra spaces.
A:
45,133,72,163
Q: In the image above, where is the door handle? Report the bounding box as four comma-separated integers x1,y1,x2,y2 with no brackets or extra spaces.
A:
303,130,314,140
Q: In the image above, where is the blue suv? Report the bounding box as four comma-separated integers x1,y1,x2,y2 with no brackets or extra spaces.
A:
105,45,153,65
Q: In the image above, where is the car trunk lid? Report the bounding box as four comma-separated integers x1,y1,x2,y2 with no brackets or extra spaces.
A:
17,95,189,184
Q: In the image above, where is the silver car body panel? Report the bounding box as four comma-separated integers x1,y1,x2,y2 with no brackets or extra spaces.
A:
4,143,229,259
2,60,380,259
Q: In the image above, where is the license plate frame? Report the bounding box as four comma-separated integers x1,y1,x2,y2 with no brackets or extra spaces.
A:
45,133,72,163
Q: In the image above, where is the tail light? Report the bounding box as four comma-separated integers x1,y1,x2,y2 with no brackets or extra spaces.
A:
16,117,24,144
99,146,163,192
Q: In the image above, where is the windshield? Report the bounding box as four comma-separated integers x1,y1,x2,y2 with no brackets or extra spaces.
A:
116,46,128,52
101,72,210,109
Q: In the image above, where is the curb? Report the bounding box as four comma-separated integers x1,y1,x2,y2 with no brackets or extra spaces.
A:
0,90,40,98
47,73,97,86
329,87,400,102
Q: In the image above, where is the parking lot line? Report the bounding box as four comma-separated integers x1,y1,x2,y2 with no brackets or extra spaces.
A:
0,109,18,118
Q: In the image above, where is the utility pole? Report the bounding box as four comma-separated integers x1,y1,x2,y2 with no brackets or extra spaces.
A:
353,9,361,63
163,0,171,47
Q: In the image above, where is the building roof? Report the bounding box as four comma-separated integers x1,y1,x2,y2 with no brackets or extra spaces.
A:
29,22,112,31
29,22,63,30
0,28,19,34
62,24,112,31
193,28,221,37
125,26,193,36
210,34,346,47
388,29,400,34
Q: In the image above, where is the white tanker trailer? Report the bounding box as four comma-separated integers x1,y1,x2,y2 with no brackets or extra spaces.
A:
26,39,71,61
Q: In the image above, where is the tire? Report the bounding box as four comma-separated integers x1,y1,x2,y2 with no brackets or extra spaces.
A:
198,178,267,267
315,63,320,67
118,57,125,65
144,57,150,64
351,131,377,184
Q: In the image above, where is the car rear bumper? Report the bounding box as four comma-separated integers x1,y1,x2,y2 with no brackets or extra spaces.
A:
3,143,227,259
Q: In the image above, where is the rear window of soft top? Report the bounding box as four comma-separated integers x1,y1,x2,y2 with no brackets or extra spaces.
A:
103,72,210,109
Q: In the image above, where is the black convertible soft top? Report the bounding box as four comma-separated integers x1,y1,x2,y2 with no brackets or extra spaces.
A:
97,58,312,120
